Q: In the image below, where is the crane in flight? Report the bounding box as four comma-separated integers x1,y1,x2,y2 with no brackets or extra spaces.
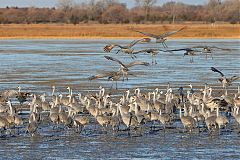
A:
103,38,150,59
192,45,234,59
104,56,149,81
165,48,202,63
211,67,240,95
88,56,150,89
133,26,186,48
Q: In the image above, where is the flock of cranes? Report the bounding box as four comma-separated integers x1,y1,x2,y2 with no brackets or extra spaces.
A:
0,82,240,137
0,26,239,138
89,26,235,85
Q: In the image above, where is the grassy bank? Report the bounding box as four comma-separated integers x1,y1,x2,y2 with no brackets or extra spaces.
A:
0,24,239,39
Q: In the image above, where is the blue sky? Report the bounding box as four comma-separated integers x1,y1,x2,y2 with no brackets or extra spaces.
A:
0,0,208,8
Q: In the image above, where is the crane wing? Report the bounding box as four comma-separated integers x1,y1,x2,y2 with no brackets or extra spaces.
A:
104,56,127,68
125,61,150,68
134,30,159,38
88,71,117,80
211,67,224,77
230,76,240,82
159,26,186,38
128,38,147,48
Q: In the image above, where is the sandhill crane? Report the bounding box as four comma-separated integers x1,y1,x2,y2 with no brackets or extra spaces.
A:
40,93,51,111
133,102,145,124
211,67,239,95
234,94,240,107
26,113,38,136
130,48,167,64
166,48,202,63
88,71,123,89
1,87,21,100
118,102,139,136
74,115,90,133
204,95,228,112
95,109,111,133
104,38,148,58
110,104,121,133
204,111,217,132
133,26,186,48
6,100,23,129
68,96,84,115
0,96,7,106
29,104,41,124
59,106,68,124
51,86,60,105
0,116,10,136
192,45,233,59
16,86,31,106
179,104,196,133
233,106,240,128
104,55,149,81
158,109,171,132
215,106,229,134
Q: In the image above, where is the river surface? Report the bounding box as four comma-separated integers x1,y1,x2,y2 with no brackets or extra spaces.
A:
0,39,240,159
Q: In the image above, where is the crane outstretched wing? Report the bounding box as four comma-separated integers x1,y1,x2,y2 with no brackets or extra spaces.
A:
104,56,128,69
230,76,240,82
125,62,150,68
211,67,224,77
159,26,186,38
88,71,117,80
128,38,148,48
134,30,159,38
132,48,162,54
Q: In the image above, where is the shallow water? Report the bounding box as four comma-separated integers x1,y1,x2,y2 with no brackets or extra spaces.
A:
0,39,240,159
0,39,239,92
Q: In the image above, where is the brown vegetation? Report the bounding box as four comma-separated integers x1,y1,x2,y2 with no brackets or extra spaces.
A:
0,24,239,39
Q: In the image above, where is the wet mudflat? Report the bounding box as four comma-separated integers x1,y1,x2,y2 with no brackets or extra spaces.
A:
0,39,240,159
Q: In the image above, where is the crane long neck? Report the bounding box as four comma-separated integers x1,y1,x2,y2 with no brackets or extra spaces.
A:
126,90,130,100
203,90,207,102
101,88,105,97
189,106,193,116
147,103,150,114
52,87,55,96
42,94,46,102
148,92,151,101
208,88,212,97
9,101,13,115
33,104,37,113
153,92,156,103
67,87,71,96
33,113,36,121
103,96,108,108
134,102,138,114
18,86,21,93
116,104,119,116
68,95,72,103
179,106,182,118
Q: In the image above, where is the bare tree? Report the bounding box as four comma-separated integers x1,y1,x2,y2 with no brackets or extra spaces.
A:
135,0,157,21
57,0,74,12
57,0,74,23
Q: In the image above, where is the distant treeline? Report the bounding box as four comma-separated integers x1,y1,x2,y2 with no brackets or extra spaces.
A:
0,0,239,24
